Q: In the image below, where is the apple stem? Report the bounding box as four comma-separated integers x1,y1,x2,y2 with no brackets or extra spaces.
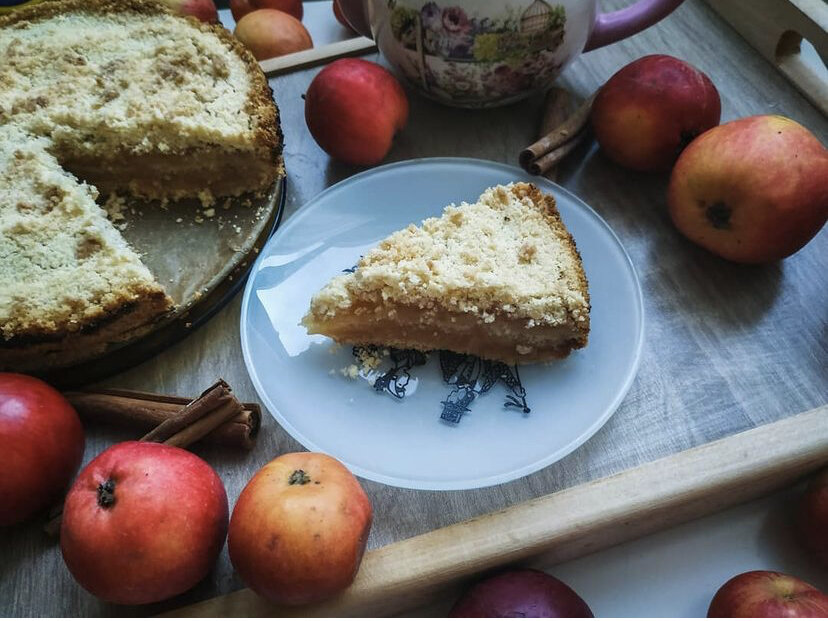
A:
97,479,116,508
706,202,732,230
288,470,311,485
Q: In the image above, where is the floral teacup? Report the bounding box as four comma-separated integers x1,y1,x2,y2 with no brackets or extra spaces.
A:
337,0,685,107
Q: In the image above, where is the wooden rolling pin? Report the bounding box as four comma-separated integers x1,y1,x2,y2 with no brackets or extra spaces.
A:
169,404,828,617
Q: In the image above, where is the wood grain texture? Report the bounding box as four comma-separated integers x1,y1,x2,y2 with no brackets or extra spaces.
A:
259,37,377,76
170,406,828,617
704,0,828,115
1,0,826,616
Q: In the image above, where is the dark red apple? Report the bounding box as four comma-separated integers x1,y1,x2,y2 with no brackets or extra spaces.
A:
60,441,228,605
449,569,594,617
591,54,721,172
668,115,828,263
230,0,302,22
305,58,409,166
707,570,828,617
228,452,373,606
798,468,828,567
333,0,354,31
0,373,84,527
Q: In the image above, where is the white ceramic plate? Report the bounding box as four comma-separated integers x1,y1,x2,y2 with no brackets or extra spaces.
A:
240,158,643,490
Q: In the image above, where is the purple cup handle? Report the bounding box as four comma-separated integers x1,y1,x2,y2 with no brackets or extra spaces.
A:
584,0,685,52
336,0,373,39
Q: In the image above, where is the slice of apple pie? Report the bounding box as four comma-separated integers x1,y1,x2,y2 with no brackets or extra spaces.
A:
302,182,590,364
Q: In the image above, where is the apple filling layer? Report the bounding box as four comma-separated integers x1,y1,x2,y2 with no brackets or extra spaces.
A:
304,302,588,364
60,148,276,202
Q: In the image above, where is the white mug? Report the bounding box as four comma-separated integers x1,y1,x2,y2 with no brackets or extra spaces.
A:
337,0,685,107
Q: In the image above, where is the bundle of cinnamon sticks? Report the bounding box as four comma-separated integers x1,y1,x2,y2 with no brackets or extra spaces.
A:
519,88,596,179
65,380,260,450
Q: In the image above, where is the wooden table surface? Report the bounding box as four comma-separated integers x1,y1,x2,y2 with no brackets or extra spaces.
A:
2,0,826,616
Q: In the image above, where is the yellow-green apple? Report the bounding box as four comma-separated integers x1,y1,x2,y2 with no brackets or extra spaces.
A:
230,0,302,23
591,54,721,172
304,58,409,166
449,569,594,617
228,452,373,606
157,0,218,22
707,571,828,617
668,115,828,263
798,468,828,567
0,373,84,527
234,9,312,61
60,441,228,605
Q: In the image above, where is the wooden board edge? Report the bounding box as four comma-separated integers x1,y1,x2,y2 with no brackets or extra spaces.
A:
166,405,828,617
703,0,828,117
259,37,377,76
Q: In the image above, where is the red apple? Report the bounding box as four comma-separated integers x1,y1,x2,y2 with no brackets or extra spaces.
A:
591,54,721,172
449,569,594,618
157,0,218,23
228,452,373,606
708,570,828,617
234,9,313,61
230,0,302,23
0,373,84,527
333,0,354,31
798,468,828,567
304,58,409,166
668,115,828,263
60,441,228,605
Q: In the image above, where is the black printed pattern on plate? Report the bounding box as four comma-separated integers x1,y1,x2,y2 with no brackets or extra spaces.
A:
351,346,530,424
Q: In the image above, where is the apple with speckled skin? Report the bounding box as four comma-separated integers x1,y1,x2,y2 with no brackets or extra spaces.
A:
0,373,85,527
668,115,828,263
591,55,721,172
234,9,313,61
60,442,228,605
707,571,828,617
228,452,373,606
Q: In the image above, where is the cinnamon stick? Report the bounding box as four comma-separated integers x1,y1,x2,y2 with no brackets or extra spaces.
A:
533,87,576,181
519,91,596,176
539,87,577,139
66,387,260,450
527,135,587,177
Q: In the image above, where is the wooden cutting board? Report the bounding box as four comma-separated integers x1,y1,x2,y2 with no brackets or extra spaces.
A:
703,0,827,116
169,404,828,617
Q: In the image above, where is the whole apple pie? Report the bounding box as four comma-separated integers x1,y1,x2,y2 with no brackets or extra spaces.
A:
0,0,283,371
303,183,591,364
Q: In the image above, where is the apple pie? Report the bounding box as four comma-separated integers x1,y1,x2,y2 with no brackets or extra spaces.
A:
302,183,590,364
0,0,283,371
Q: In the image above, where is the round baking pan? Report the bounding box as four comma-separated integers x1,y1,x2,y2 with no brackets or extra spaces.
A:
40,176,286,388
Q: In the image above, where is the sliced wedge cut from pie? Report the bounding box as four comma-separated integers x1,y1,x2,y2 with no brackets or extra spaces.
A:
302,183,590,364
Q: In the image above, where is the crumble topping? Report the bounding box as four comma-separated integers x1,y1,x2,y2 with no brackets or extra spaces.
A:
306,183,590,327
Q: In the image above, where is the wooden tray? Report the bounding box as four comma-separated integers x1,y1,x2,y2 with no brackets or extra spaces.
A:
704,0,828,116
170,404,828,617
41,179,286,389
